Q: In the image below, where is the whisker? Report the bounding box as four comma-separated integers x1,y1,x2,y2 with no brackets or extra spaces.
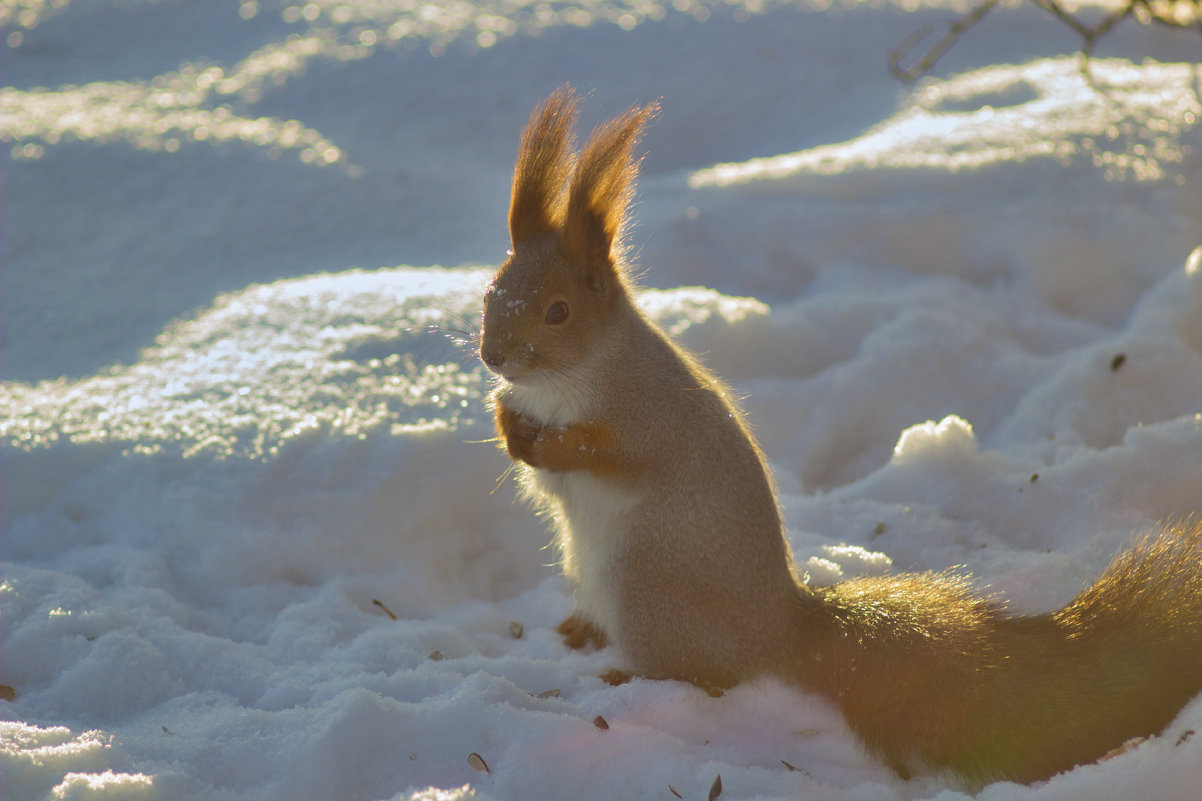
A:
415,322,485,369
492,460,519,495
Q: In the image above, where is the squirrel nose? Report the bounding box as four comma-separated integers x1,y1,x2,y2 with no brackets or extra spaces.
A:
481,346,505,371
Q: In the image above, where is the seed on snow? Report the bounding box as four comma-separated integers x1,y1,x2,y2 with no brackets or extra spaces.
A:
467,752,490,774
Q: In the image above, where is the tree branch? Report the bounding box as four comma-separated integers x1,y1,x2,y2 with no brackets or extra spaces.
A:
891,0,1201,84
890,0,1002,83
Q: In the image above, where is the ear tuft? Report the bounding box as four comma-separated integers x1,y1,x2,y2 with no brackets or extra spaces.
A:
508,85,580,245
561,99,660,280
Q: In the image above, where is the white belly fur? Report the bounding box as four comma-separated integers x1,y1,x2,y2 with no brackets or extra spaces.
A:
531,468,636,637
503,376,639,634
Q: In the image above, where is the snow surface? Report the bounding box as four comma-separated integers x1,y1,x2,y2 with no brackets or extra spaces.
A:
3,1,1202,799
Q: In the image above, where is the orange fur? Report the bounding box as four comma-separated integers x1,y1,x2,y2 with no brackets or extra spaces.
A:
798,523,1202,785
508,86,578,244
560,101,658,282
495,399,628,480
557,612,609,650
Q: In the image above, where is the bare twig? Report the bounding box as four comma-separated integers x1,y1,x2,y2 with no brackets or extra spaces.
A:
1028,0,1135,60
891,0,1202,84
890,0,1002,82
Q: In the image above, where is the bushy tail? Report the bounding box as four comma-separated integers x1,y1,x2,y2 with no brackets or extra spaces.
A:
1058,518,1202,641
993,517,1202,783
807,517,1202,785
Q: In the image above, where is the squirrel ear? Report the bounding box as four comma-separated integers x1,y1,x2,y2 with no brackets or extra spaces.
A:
508,86,579,246
561,99,659,287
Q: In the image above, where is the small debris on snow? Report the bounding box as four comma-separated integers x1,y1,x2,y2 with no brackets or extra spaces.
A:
372,599,398,620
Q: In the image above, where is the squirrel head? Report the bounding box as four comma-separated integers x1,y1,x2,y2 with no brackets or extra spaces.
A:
480,86,659,382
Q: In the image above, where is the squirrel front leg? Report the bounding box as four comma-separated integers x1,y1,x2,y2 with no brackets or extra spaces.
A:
494,403,542,464
494,402,628,480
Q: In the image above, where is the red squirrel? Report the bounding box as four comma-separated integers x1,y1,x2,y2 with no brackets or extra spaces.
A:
479,86,1202,786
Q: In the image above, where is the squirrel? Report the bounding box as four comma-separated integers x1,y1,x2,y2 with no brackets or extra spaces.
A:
478,86,1202,786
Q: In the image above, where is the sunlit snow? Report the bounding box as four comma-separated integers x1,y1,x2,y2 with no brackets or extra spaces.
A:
691,57,1200,186
3,1,1202,800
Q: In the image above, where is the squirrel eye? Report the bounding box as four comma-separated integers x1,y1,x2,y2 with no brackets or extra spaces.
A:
545,300,569,325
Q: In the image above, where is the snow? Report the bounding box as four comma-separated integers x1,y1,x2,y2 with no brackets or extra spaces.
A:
2,0,1201,799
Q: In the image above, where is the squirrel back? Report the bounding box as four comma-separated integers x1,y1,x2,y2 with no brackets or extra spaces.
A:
480,87,1202,786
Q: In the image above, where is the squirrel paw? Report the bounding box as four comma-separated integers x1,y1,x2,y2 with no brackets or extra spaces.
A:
496,405,549,467
557,612,608,650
